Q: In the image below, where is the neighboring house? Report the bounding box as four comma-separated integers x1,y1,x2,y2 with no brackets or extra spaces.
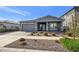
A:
0,24,4,28
20,15,62,32
61,6,79,31
0,21,19,29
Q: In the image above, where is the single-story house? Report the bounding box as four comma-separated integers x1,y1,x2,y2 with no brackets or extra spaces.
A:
20,15,62,32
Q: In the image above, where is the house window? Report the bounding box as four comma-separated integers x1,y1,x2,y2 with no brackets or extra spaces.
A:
39,24,42,30
39,24,46,31
49,23,57,31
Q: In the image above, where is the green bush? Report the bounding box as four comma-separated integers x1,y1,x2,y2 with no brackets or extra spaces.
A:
60,37,79,52
10,28,18,31
0,28,6,32
7,28,18,31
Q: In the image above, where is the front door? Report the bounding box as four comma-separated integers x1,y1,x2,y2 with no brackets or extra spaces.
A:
38,22,46,31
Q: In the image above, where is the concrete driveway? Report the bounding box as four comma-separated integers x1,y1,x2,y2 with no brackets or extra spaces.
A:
0,31,65,52
0,31,30,47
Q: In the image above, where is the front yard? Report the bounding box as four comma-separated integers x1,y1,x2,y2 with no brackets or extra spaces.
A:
0,31,67,52
4,37,68,51
30,31,79,52
0,31,79,52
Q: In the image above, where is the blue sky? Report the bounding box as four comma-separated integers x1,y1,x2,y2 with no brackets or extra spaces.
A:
0,6,73,22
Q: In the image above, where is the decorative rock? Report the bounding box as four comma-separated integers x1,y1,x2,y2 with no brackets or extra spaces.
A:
54,40,60,43
19,38,26,42
21,42,27,46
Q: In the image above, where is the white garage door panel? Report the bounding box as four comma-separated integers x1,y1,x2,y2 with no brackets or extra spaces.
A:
22,24,36,32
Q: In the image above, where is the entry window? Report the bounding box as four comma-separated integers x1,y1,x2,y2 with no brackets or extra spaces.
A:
38,23,46,31
39,24,46,31
39,24,42,30
49,23,57,31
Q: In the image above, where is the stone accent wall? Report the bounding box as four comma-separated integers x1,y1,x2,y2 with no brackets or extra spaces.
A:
75,7,79,26
61,9,76,30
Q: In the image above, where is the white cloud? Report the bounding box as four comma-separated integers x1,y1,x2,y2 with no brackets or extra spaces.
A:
0,6,31,16
0,16,19,23
0,17,8,21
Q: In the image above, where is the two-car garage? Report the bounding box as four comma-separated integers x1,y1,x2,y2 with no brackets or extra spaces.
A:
21,23,36,32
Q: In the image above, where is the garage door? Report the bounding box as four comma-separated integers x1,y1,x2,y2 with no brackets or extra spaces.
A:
22,24,36,32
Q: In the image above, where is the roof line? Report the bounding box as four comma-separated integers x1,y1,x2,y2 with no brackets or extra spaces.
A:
20,15,62,22
60,7,75,17
20,15,61,22
33,15,61,20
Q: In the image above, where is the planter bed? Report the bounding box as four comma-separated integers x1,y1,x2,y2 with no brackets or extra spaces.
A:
4,38,68,51
30,31,59,37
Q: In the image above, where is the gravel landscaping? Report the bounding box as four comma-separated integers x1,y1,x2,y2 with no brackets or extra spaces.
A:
0,31,68,52
30,31,61,37
4,38,68,52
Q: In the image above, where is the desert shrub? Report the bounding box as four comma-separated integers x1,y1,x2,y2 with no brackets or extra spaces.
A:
32,31,37,33
66,32,73,37
31,31,38,36
21,42,27,46
31,32,34,36
44,32,48,36
39,31,43,33
34,40,37,42
19,38,26,41
54,40,60,43
52,33,56,36
37,33,41,36
37,31,44,36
